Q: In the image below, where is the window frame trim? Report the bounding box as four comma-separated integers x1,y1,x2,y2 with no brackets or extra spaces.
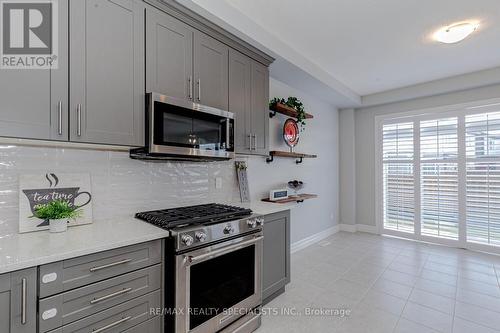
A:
374,97,500,253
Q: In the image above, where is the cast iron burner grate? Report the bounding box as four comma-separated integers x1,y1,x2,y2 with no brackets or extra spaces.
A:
135,203,252,229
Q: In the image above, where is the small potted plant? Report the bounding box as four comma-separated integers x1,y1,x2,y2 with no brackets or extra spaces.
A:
31,200,82,233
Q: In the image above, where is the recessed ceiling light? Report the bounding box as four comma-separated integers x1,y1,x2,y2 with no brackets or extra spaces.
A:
434,21,479,44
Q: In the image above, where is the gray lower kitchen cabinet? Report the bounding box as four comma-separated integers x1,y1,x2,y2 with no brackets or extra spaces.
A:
0,0,68,142
69,0,145,146
194,31,229,110
0,268,37,333
146,7,194,100
45,291,161,333
262,210,290,304
39,239,161,298
250,61,270,155
229,49,252,153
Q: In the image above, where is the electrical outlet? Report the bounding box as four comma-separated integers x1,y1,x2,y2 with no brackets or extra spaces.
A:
215,177,222,189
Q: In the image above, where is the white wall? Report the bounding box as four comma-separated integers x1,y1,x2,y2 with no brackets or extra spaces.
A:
0,78,340,244
349,83,500,227
339,109,356,226
245,78,340,243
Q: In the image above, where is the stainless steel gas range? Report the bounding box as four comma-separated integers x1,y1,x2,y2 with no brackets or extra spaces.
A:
136,204,264,333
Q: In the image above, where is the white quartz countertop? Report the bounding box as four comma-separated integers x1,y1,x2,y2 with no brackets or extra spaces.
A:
0,201,292,274
0,217,170,274
243,201,294,215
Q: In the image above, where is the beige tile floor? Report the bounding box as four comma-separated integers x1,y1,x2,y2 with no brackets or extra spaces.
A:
256,232,500,333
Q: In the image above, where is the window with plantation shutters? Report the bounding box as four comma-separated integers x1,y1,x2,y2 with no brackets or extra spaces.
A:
379,100,500,251
382,122,414,232
466,112,500,246
420,118,459,240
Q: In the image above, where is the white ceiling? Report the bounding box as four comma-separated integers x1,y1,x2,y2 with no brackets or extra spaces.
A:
192,0,500,96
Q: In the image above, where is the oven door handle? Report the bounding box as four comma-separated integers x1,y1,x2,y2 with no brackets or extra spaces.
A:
186,235,263,265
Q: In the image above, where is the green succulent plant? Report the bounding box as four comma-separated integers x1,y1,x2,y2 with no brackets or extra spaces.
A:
31,200,82,220
269,96,307,129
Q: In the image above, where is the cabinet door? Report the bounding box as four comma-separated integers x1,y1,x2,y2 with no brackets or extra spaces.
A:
229,49,252,154
250,60,269,155
146,9,193,100
262,211,290,304
70,0,145,146
0,0,68,141
193,31,228,110
0,268,37,333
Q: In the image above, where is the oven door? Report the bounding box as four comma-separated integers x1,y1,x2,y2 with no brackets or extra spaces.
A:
148,93,234,160
175,233,263,333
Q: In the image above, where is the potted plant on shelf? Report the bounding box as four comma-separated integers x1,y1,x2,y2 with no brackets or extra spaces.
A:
30,200,82,233
269,96,307,130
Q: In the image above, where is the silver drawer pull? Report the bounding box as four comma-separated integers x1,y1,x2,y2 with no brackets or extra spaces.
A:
90,287,132,304
89,259,132,272
21,278,27,325
92,316,131,333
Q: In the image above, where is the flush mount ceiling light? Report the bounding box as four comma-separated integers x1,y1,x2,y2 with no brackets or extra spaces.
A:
434,21,479,44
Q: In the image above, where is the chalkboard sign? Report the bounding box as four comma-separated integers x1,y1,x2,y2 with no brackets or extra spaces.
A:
19,173,93,233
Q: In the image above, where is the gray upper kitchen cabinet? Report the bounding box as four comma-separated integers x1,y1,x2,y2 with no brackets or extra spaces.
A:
0,268,37,333
229,53,270,156
146,8,194,100
193,31,229,110
70,0,145,146
229,49,252,153
262,210,290,304
0,0,68,141
250,60,270,155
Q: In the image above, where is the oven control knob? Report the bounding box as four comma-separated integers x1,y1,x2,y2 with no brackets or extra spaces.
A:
181,235,194,246
195,232,207,242
247,219,257,229
256,217,264,226
223,225,235,234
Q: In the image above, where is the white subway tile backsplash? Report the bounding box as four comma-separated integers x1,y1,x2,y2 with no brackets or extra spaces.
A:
0,145,239,236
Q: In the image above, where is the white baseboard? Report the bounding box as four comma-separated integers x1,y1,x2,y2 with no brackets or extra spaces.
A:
340,223,378,234
339,224,357,232
356,224,378,234
291,225,340,253
290,223,379,254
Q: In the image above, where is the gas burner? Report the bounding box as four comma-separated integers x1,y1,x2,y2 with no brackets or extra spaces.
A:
135,203,253,229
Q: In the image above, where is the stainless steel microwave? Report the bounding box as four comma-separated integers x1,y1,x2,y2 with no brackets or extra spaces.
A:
130,93,235,161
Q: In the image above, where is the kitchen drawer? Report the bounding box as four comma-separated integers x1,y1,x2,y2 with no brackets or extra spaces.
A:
39,240,161,298
39,265,161,332
122,316,162,333
45,290,160,333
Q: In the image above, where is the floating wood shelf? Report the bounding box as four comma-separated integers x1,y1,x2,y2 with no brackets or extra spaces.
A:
269,103,314,119
262,194,318,204
266,151,317,164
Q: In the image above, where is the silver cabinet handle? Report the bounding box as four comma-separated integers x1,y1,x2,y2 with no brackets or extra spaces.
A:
57,101,63,135
253,134,257,150
197,79,201,102
188,76,193,100
90,287,132,304
186,235,263,264
92,316,131,333
21,278,27,325
76,104,82,137
89,258,131,272
247,134,252,150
